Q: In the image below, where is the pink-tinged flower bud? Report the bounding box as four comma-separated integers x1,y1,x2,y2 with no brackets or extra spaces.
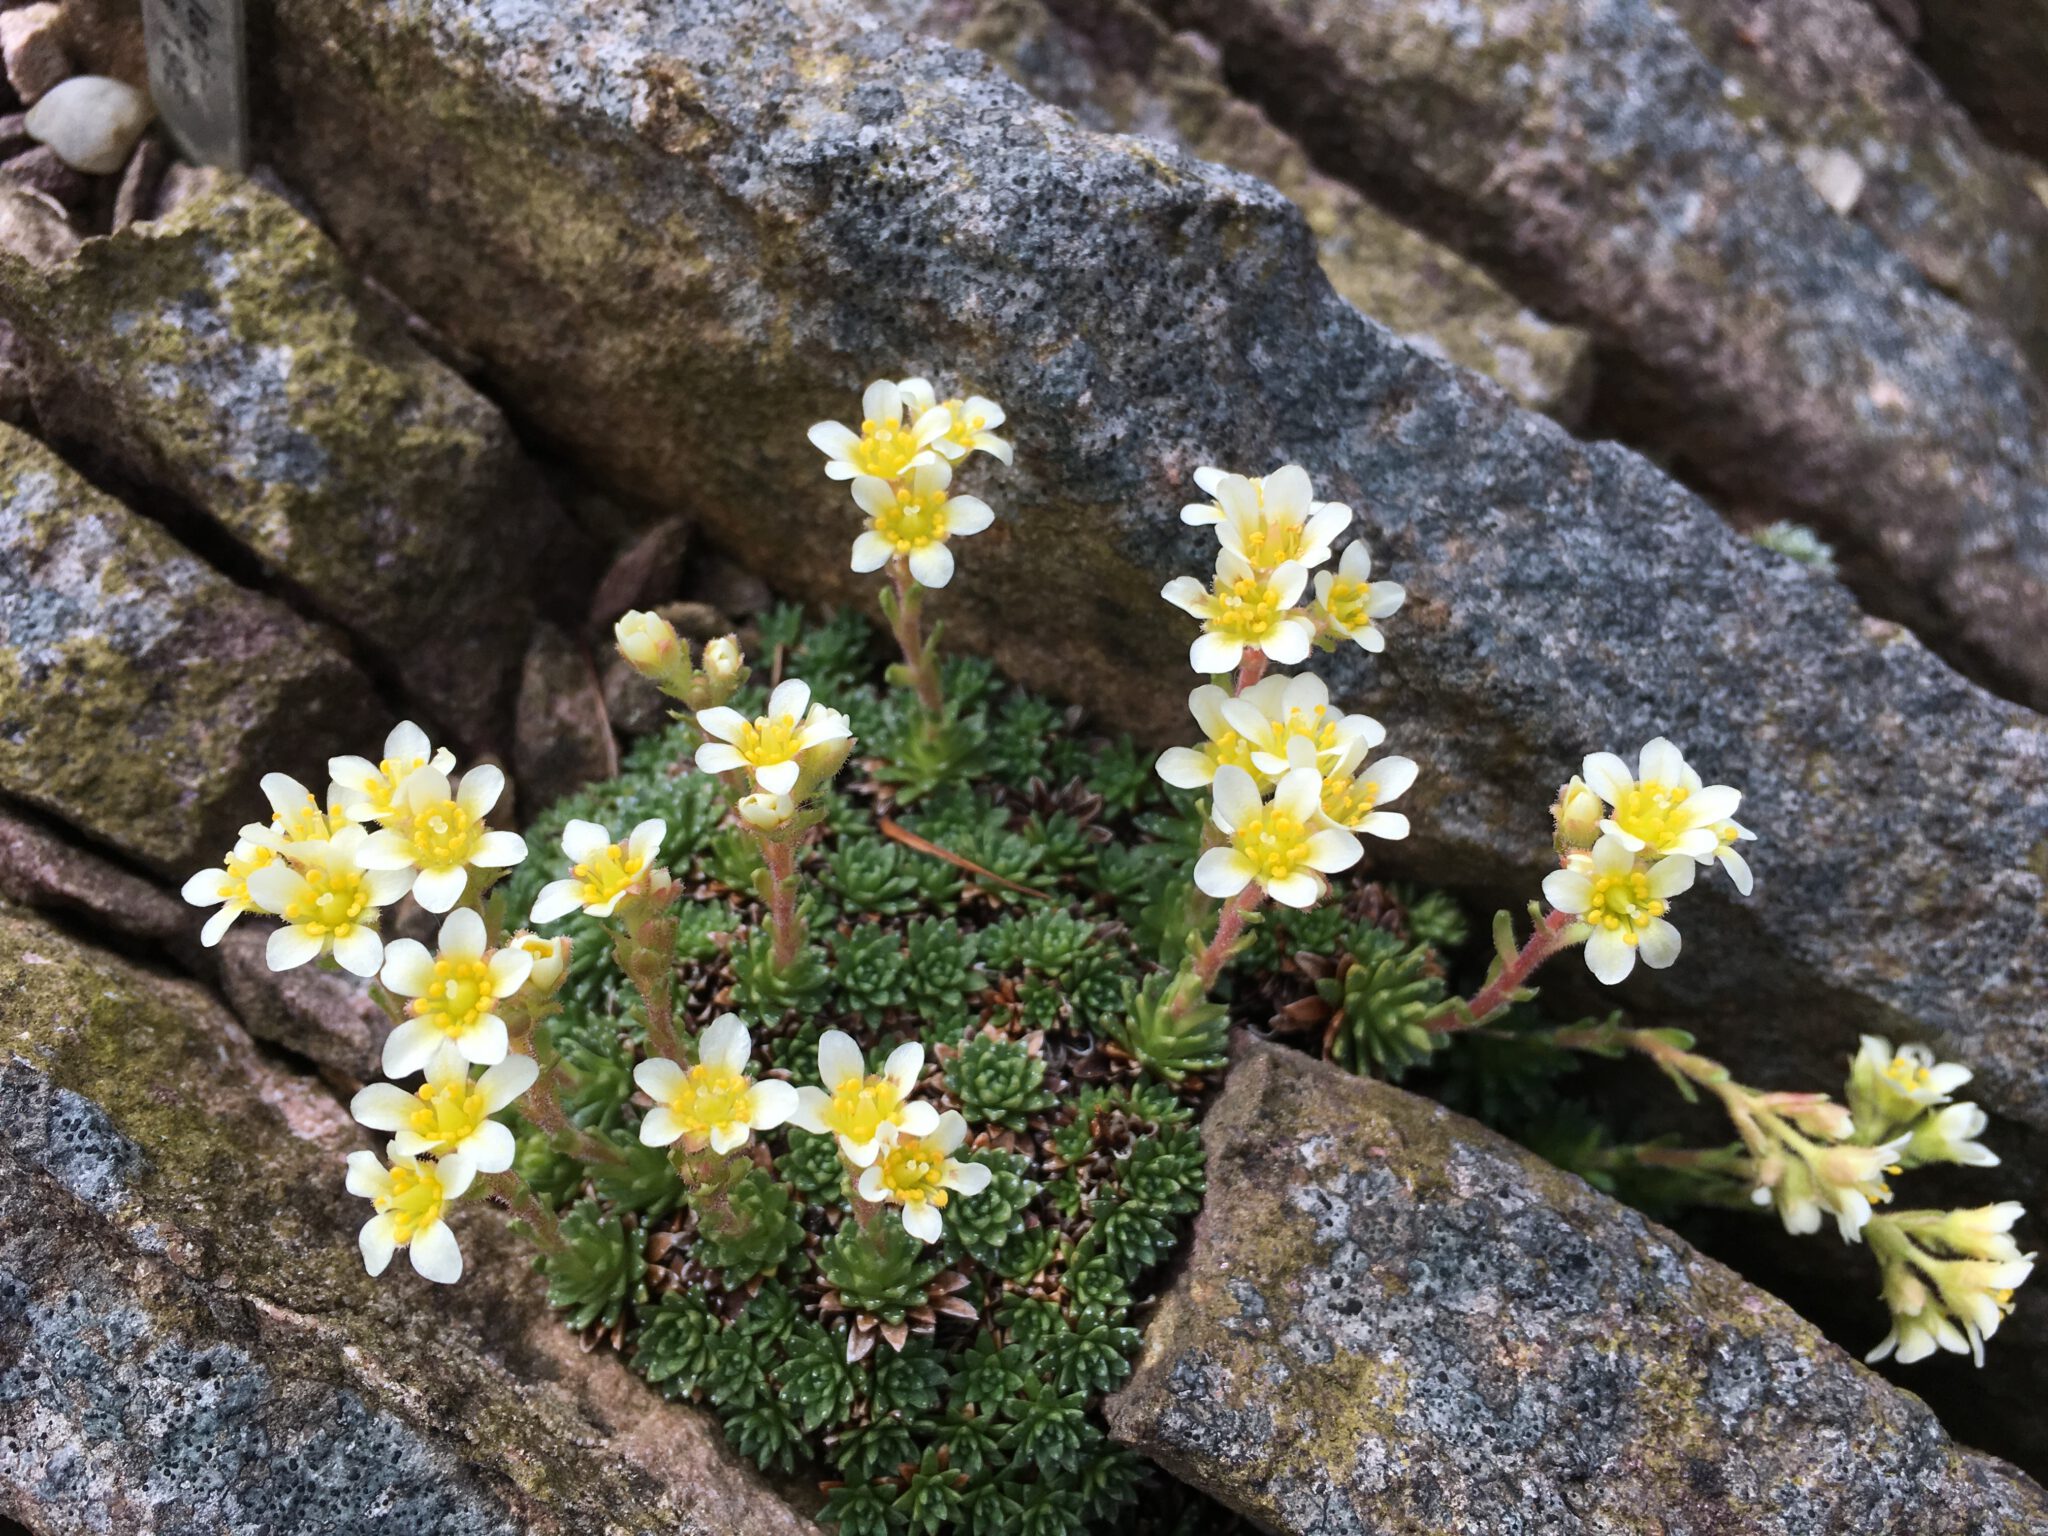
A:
615,610,682,675
1552,776,1604,852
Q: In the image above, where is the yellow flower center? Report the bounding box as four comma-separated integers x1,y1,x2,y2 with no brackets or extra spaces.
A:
411,956,492,1038
572,842,647,906
871,485,948,553
223,844,274,907
942,398,987,447
1235,807,1314,883
1236,520,1307,569
1587,868,1665,947
271,792,333,844
1322,577,1373,633
821,1075,909,1147
282,865,373,938
408,1079,490,1149
362,754,430,821
1210,574,1288,644
1883,1058,1934,1091
666,1063,755,1140
851,416,923,478
410,797,483,871
1611,781,1692,850
1320,774,1380,827
1202,729,1260,780
876,1138,949,1208
378,1161,449,1245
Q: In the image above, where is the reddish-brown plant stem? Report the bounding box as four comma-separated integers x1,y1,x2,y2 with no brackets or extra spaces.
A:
887,558,945,715
1234,647,1268,694
486,1171,567,1253
1426,907,1580,1033
761,834,804,970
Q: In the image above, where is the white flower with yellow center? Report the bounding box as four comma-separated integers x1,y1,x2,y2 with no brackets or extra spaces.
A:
1541,833,1695,985
506,930,568,996
792,1029,939,1167
848,461,994,590
181,835,278,946
1219,671,1385,779
1579,739,1741,862
857,1110,992,1243
1161,551,1315,674
1194,765,1363,909
1905,1103,2000,1169
1296,736,1417,841
695,679,852,795
1313,542,1407,654
529,817,669,923
1867,1204,2034,1366
634,1013,799,1155
808,379,952,482
1846,1035,1973,1138
899,377,1013,465
350,1053,538,1172
1182,465,1351,573
245,825,409,976
345,1148,474,1283
241,771,342,853
378,907,533,1076
359,763,528,914
1156,684,1266,790
1706,818,1757,894
329,721,456,826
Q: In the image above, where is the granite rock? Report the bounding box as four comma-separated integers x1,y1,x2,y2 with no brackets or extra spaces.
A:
0,904,819,1536
0,171,577,747
0,420,380,876
1106,1042,2048,1534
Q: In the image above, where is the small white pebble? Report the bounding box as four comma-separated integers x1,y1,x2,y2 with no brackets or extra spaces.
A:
24,74,152,176
1798,146,1867,216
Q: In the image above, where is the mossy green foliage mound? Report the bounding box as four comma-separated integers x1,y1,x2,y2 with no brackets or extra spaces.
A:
501,606,1257,1534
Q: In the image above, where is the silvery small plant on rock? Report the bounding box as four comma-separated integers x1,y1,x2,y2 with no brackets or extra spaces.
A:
182,381,2034,1532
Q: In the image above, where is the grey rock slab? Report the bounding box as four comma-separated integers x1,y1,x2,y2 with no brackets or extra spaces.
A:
1105,1042,2048,1535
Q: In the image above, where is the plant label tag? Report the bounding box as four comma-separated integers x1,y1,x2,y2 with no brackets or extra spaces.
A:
141,0,248,170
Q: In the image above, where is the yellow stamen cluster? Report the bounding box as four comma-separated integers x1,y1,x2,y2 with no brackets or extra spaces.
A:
409,798,483,869
378,1161,448,1245
1586,865,1667,950
282,865,372,940
820,1075,910,1148
1236,805,1314,884
408,1078,490,1147
1319,574,1376,634
848,415,925,479
1321,773,1381,828
1211,572,1287,643
571,842,647,909
872,481,949,553
1610,780,1693,852
413,956,491,1039
875,1139,950,1209
666,1062,754,1142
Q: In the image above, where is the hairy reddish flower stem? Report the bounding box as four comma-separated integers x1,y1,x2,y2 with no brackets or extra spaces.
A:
761,835,805,971
1426,907,1579,1033
1168,885,1264,1021
487,1171,567,1253
1233,648,1268,694
887,558,945,715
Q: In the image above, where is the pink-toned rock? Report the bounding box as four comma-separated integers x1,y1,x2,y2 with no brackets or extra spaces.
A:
0,3,70,104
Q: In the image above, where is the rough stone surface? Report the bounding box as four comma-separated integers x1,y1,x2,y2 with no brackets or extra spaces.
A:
261,0,2048,1142
1915,0,2048,168
1106,1042,2048,1534
881,0,1591,420
0,421,380,877
514,623,618,810
1659,0,2048,373
0,801,189,954
0,171,576,747
0,4,71,106
1143,0,2048,710
0,904,819,1536
215,926,387,1090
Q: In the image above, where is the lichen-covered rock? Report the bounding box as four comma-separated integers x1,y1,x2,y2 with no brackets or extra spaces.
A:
878,0,1591,420
260,0,2047,1146
0,171,577,747
0,421,380,876
1142,0,2048,711
1106,1042,2048,1534
1660,0,2048,373
0,904,819,1536
1915,0,2048,168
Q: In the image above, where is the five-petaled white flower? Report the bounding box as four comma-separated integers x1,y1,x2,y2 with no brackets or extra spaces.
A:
529,817,669,923
898,377,1013,465
1705,819,1758,895
358,763,527,914
378,907,533,1076
1580,739,1741,862
346,1148,474,1283
634,1013,799,1154
245,824,410,976
1156,684,1265,791
695,679,851,795
1182,465,1351,573
857,1110,992,1244
792,1028,938,1167
1220,671,1384,780
1194,765,1363,909
350,1054,538,1172
329,721,456,826
1313,541,1407,653
1542,833,1695,985
849,461,994,590
1297,736,1417,841
181,835,278,947
241,771,340,853
1161,551,1315,675
808,379,951,482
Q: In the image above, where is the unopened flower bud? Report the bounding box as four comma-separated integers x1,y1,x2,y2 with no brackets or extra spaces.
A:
1552,776,1604,852
702,635,744,685
738,790,797,831
509,930,568,995
615,610,682,674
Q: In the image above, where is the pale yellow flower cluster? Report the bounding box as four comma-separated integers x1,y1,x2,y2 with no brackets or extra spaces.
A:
810,377,1010,591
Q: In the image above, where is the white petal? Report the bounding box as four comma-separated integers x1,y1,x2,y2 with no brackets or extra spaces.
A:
884,1041,925,1093
907,541,955,589
1637,919,1682,970
791,1087,830,1135
694,708,746,746
700,1014,751,1074
1367,756,1419,803
1715,846,1754,896
473,830,528,868
528,880,584,924
200,906,240,946
245,863,307,912
436,907,487,960
857,1165,887,1202
851,530,894,572
560,818,613,863
359,1214,398,1276
1585,928,1637,986
380,938,435,996
1686,785,1741,824
456,763,504,818
1638,738,1687,786
1304,828,1363,873
1590,834,1636,875
408,1220,464,1284
1358,811,1410,841
808,419,860,458
486,946,534,998
748,1079,798,1131
1543,870,1594,914
943,1160,993,1195
850,475,899,520
901,1202,944,1244
767,678,812,720
635,1056,686,1101
862,378,901,425
468,1118,518,1173
412,864,469,915
754,758,800,795
1260,619,1314,666
1194,847,1253,899
383,1019,441,1078
943,496,993,536
346,1149,391,1197
1160,577,1210,618
1272,766,1322,822
896,1101,940,1138
1581,753,1633,803
458,1014,509,1066
929,1109,969,1154
1647,856,1697,900
1210,766,1262,831
181,867,231,905
478,1053,540,1112
708,1123,751,1155
350,1082,418,1133
818,1029,864,1091
1264,871,1324,908
267,924,324,971
639,1105,684,1147
1156,747,1215,789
